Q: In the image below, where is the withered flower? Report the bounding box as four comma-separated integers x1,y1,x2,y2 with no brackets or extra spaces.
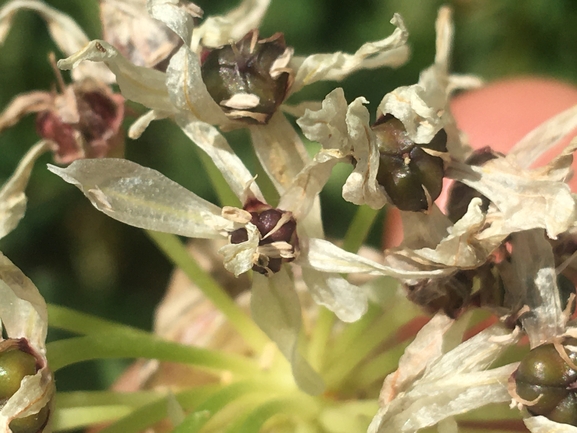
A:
201,30,292,125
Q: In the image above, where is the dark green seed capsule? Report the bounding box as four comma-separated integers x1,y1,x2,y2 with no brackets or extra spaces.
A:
0,347,38,401
201,30,291,124
515,339,577,426
373,114,447,212
9,404,50,433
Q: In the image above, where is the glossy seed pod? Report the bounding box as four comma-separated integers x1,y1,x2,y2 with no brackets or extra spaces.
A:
0,344,38,402
514,339,577,425
373,114,448,212
201,30,291,124
9,404,50,433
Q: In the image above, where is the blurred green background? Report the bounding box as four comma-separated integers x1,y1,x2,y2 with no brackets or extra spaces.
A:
1,0,577,395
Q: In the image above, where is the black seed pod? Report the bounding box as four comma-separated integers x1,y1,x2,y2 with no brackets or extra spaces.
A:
373,114,448,212
514,339,577,426
201,30,291,124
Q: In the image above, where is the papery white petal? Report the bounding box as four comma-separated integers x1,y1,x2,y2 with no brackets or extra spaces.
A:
176,114,265,203
291,14,409,93
525,416,577,433
378,83,444,144
191,0,269,50
251,270,324,395
48,159,235,239
0,91,53,134
166,45,231,125
278,156,339,221
128,109,172,139
0,0,112,82
0,252,48,351
250,112,311,193
57,40,175,113
370,317,519,433
509,104,577,169
508,230,564,347
409,198,500,267
100,0,181,69
221,0,270,43
297,88,350,152
377,314,454,407
218,223,259,277
300,267,367,322
0,141,50,240
447,158,576,238
305,238,453,280
341,95,388,209
147,0,200,45
376,7,467,148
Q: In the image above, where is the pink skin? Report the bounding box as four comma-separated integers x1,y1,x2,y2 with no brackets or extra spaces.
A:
383,77,577,249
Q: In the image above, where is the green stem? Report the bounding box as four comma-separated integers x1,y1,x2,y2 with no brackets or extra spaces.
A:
323,309,403,390
342,205,380,254
98,385,219,433
172,380,278,433
46,332,257,374
52,406,133,432
230,395,320,433
56,390,162,408
146,230,269,353
48,304,149,336
353,342,408,390
195,147,240,208
307,205,381,373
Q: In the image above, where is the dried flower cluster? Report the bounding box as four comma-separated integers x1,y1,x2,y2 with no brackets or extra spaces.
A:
1,0,577,432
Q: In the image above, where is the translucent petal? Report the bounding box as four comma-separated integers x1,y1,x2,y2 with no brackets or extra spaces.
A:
369,317,519,433
166,46,231,125
408,198,501,268
300,267,367,323
447,157,577,239
0,0,112,82
341,95,387,209
291,14,409,93
218,223,259,277
508,104,577,168
193,0,270,49
47,159,234,239
509,230,564,348
0,141,50,239
278,155,338,221
525,416,577,433
305,238,452,280
177,114,265,203
147,0,200,45
249,112,311,193
57,40,175,113
251,270,324,395
0,252,48,350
